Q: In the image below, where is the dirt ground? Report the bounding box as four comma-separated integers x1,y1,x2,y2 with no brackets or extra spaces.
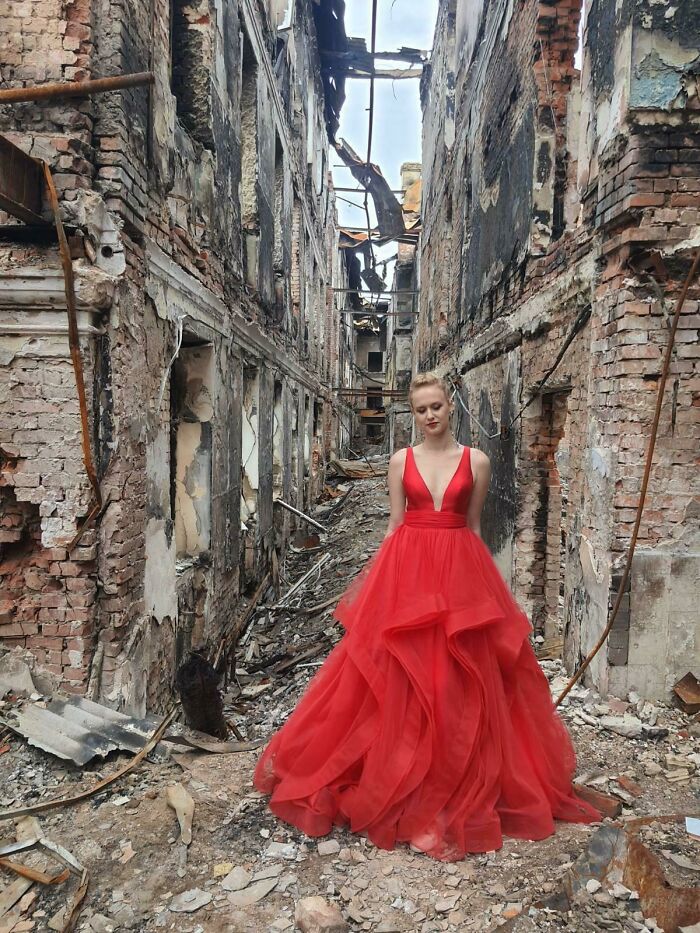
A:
1,470,698,933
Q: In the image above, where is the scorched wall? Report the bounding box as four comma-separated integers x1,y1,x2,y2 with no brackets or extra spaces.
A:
420,0,700,700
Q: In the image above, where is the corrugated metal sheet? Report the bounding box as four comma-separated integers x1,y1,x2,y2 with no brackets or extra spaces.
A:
1,695,162,766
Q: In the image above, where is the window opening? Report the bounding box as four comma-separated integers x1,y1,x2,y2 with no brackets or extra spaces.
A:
367,351,384,373
171,339,214,562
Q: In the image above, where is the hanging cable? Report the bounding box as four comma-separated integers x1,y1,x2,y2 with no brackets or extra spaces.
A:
446,303,592,441
448,379,496,438
155,314,185,417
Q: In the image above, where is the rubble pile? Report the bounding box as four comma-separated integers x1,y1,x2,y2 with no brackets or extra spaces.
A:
1,464,699,933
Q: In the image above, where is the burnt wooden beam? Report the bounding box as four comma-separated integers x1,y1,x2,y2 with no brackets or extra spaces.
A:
175,652,228,740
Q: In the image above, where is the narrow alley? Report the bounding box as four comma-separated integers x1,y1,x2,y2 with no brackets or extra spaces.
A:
1,0,699,930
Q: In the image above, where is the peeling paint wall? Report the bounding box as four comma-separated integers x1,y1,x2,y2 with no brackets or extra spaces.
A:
422,0,700,699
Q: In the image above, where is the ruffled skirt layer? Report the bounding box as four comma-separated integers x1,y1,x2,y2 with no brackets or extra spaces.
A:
254,518,599,860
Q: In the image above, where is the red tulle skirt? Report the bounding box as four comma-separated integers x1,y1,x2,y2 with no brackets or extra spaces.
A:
254,515,599,860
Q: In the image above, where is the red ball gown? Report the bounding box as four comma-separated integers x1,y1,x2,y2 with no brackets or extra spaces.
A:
254,446,599,860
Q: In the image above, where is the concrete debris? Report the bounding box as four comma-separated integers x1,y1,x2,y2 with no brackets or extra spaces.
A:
87,915,116,933
227,876,279,907
662,851,699,872
599,715,644,739
265,841,298,860
317,839,341,857
220,866,252,892
168,888,211,913
295,896,349,933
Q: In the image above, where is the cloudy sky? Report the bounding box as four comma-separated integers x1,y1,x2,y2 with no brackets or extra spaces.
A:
332,0,439,230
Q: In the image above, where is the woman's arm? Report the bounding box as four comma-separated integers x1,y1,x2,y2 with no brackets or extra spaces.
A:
466,448,491,538
385,448,407,537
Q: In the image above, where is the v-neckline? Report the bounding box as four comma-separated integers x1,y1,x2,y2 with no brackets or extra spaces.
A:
410,445,466,513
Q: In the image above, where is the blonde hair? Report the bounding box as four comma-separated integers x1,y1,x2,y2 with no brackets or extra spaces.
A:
408,371,451,405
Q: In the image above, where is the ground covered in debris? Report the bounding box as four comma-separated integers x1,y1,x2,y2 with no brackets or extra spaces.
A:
1,463,699,933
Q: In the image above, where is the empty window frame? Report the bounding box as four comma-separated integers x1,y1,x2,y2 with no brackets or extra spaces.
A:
367,351,384,373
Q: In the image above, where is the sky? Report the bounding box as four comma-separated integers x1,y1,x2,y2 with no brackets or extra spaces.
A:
332,0,439,231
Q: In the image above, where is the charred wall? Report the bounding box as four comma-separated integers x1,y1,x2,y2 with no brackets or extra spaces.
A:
421,0,700,698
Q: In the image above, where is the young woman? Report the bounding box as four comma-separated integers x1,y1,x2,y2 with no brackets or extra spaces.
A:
254,372,599,861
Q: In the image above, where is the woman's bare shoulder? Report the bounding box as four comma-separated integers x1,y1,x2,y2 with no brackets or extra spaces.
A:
389,447,409,468
469,447,491,470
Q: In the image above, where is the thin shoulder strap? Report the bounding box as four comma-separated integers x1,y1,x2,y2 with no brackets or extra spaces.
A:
401,446,413,484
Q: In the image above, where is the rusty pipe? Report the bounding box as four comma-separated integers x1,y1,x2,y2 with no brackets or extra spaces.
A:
0,72,154,104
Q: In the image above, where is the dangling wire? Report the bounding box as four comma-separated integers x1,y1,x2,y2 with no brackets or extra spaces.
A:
155,314,185,417
448,378,499,439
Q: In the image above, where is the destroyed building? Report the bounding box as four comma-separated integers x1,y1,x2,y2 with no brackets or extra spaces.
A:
419,0,700,699
0,0,354,711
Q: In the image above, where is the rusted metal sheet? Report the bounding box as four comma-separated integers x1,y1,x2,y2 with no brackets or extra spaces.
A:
1,695,162,766
1,693,261,767
624,833,700,931
673,672,700,715
0,135,45,225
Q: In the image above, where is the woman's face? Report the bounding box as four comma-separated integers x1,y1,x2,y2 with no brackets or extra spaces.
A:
411,384,452,438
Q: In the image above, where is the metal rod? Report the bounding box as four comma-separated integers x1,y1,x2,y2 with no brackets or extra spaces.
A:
334,186,404,194
341,225,419,234
341,69,422,80
43,162,102,509
273,553,332,609
333,288,419,295
341,310,419,317
273,498,328,533
362,0,378,271
0,72,154,104
333,389,406,396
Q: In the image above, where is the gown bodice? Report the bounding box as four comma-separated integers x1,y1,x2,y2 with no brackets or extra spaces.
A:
403,446,473,522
